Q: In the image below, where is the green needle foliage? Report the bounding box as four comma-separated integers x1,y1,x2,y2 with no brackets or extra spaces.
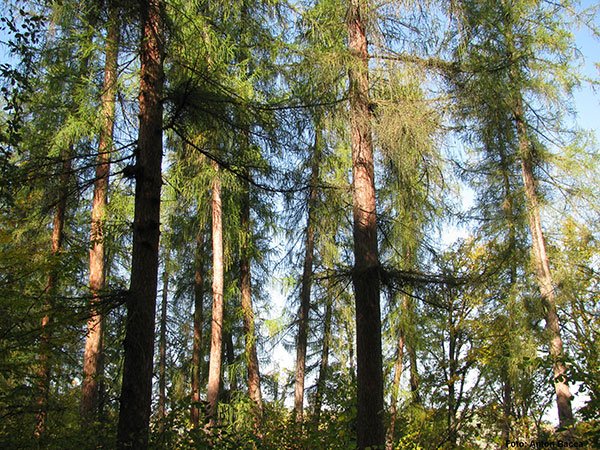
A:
0,0,598,448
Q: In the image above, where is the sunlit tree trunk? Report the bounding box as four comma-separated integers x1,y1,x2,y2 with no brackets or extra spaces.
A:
294,128,320,422
34,151,71,441
347,0,385,447
207,163,224,423
240,175,263,417
82,2,119,423
116,0,164,446
513,97,573,428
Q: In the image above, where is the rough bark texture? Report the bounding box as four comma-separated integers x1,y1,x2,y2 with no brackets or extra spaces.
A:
116,0,164,446
347,1,385,447
207,164,224,423
158,267,169,427
191,232,205,428
240,177,263,416
34,152,70,440
514,99,573,427
293,129,320,422
81,4,119,422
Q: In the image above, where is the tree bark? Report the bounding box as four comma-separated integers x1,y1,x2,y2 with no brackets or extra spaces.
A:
207,163,224,423
293,128,321,422
158,266,169,428
191,231,205,428
513,98,574,428
116,0,164,446
240,176,263,417
82,3,119,423
34,151,71,441
347,1,385,447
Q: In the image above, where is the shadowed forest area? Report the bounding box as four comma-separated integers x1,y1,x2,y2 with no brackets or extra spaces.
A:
1,0,599,449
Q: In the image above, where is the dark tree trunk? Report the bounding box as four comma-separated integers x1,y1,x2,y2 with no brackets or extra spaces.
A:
240,176,263,417
347,1,385,447
34,151,71,441
207,163,224,423
82,2,119,423
294,128,321,422
116,0,164,446
191,231,205,428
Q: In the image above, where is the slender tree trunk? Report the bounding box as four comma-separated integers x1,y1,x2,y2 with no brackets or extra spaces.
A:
158,266,169,427
82,3,119,423
387,319,405,448
408,340,420,404
240,176,263,416
294,128,321,422
499,145,516,444
34,152,71,440
207,163,224,423
191,231,205,428
447,305,457,448
347,1,385,447
513,98,574,428
116,0,164,446
313,298,332,426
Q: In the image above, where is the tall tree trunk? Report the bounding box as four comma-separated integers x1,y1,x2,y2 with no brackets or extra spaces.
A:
499,145,516,443
347,1,385,447
158,265,169,427
513,98,574,428
82,3,119,423
314,298,332,426
207,163,224,423
116,0,164,446
447,303,458,448
34,151,71,440
294,128,321,422
191,231,205,428
240,176,263,417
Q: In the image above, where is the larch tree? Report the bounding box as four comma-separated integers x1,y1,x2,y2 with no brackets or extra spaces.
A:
81,0,120,423
452,0,586,429
206,161,224,423
346,0,385,446
116,0,165,446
